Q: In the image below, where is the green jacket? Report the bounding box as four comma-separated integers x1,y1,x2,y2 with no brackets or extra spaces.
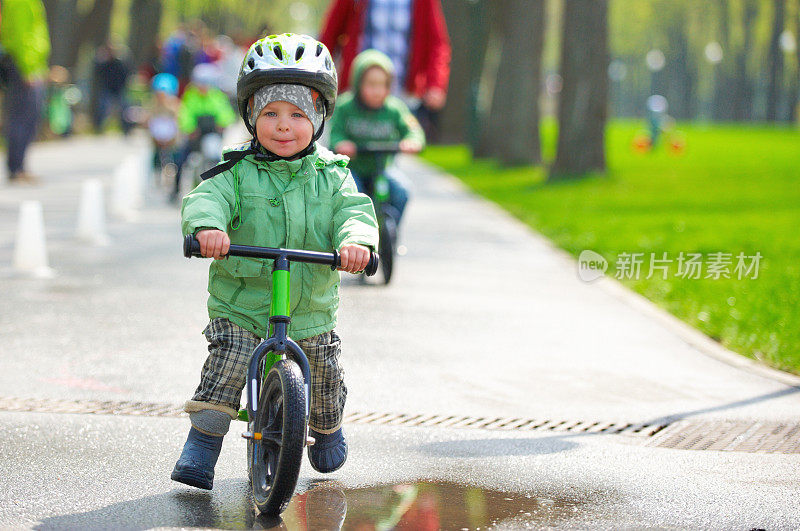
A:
178,85,236,134
181,143,378,340
329,49,425,179
0,0,50,82
330,92,425,179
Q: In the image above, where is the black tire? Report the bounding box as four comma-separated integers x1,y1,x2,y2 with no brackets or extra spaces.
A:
378,210,397,284
247,358,306,516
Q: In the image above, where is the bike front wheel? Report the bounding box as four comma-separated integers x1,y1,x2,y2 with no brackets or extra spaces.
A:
247,358,306,516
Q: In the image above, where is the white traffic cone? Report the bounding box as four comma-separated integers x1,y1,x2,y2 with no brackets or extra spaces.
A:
111,156,140,220
13,200,55,278
76,178,110,245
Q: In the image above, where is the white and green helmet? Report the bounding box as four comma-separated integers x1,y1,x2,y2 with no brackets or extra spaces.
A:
237,33,338,136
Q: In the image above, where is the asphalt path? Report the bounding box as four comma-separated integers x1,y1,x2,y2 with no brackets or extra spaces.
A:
0,133,798,529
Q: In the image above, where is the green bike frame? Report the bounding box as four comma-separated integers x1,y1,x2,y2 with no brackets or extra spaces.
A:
183,234,378,425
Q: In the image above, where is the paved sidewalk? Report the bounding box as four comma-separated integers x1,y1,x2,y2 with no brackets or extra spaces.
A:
0,135,798,528
1,133,799,423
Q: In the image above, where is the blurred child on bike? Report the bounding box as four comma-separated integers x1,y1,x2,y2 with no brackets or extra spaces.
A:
172,34,378,490
173,63,236,201
330,49,425,227
147,73,181,172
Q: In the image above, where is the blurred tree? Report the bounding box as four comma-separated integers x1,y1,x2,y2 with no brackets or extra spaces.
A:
794,0,800,120
438,0,488,145
43,0,78,67
473,0,545,166
734,0,759,120
712,0,733,120
767,0,786,120
128,0,162,72
498,0,545,166
473,0,507,158
664,7,697,120
549,0,608,180
42,0,114,69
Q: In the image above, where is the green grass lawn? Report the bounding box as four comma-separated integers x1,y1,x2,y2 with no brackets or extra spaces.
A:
421,120,800,374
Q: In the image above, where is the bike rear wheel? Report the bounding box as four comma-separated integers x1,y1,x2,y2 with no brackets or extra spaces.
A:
247,358,306,516
378,210,397,284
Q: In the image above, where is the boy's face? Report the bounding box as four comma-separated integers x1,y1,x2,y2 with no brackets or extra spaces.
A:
359,66,391,109
255,100,314,159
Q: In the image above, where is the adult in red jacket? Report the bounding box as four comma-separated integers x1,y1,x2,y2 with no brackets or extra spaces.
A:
319,0,451,113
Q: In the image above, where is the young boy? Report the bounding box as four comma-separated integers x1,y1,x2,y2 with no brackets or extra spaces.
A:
330,49,425,225
172,34,378,490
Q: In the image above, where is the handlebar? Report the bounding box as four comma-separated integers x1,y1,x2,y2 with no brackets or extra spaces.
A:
355,141,402,155
183,235,379,277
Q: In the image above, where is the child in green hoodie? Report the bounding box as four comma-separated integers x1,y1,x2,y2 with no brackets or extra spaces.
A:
173,34,378,491
330,49,425,226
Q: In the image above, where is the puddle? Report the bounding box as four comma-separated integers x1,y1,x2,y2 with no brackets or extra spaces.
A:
272,481,584,530
33,479,587,530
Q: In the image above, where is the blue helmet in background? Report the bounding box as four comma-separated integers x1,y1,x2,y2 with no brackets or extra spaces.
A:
152,73,179,95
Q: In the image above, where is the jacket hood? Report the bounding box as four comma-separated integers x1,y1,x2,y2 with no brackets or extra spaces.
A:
349,49,395,90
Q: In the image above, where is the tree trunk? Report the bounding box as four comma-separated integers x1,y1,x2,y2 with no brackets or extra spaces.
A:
712,0,732,121
733,0,758,120
60,0,115,69
549,0,608,180
43,0,79,67
666,13,695,120
766,0,785,121
128,0,163,73
792,0,800,122
474,0,509,158
498,0,545,166
438,0,487,144
83,0,114,49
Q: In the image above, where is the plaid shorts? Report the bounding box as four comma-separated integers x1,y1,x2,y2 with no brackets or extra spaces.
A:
191,318,347,432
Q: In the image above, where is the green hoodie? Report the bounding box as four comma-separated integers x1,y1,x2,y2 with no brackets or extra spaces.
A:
0,0,50,82
181,143,378,340
178,85,237,134
329,49,425,179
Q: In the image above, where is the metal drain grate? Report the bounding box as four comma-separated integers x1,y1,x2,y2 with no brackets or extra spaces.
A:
0,396,186,418
0,397,664,437
646,420,800,454
3,396,797,453
342,411,668,437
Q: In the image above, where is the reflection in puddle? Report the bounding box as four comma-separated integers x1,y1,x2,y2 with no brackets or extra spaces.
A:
273,481,582,530
37,479,585,529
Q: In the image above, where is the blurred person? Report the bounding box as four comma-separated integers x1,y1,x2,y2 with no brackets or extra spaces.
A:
330,49,424,228
214,34,245,106
162,26,196,96
172,62,235,200
319,0,450,140
161,27,187,78
646,94,668,148
46,65,79,137
92,42,133,134
0,0,50,184
147,73,181,173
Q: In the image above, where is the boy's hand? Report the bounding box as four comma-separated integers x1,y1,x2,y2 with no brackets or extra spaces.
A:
334,141,357,158
399,139,422,154
338,244,370,273
196,229,230,260
423,87,447,110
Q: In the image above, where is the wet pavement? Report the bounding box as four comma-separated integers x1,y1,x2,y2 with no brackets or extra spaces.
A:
1,133,800,529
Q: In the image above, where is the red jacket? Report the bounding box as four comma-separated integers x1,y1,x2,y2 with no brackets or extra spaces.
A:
319,0,451,98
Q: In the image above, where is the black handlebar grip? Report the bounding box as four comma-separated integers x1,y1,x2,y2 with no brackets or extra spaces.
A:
183,234,202,258
365,251,380,276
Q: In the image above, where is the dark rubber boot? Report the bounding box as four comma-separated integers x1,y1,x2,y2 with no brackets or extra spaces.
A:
308,427,347,473
171,427,223,490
